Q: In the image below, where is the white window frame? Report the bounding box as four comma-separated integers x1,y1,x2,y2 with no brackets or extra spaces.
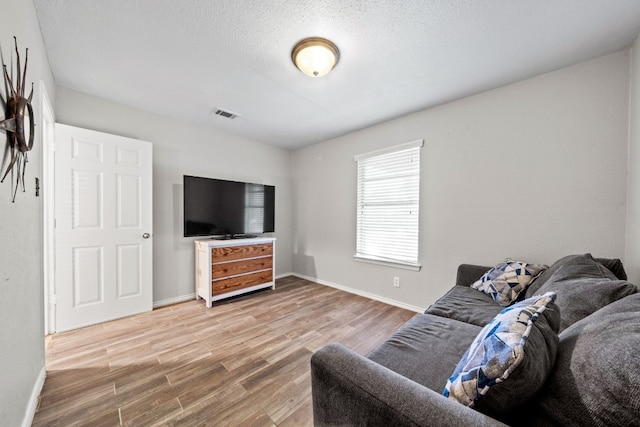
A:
354,139,423,271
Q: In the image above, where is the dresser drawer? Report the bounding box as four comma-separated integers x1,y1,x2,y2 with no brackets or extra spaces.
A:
211,243,273,263
211,256,273,279
212,270,273,295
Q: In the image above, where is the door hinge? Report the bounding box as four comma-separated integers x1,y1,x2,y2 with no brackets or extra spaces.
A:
50,294,57,305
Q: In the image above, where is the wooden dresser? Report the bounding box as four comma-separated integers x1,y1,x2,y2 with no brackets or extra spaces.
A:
194,237,276,307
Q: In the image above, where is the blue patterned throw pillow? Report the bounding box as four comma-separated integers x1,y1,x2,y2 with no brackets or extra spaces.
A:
443,292,560,411
471,260,547,306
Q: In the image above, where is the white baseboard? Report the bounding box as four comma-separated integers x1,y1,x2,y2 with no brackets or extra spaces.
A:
22,366,46,427
152,274,294,308
153,293,196,308
150,273,413,311
291,273,424,313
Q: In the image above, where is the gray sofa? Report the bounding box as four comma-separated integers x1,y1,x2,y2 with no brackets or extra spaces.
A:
311,254,640,426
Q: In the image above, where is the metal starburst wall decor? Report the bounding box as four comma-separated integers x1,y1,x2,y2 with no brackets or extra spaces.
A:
0,37,34,202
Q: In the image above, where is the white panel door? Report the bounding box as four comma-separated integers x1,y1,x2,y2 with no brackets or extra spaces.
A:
54,124,153,332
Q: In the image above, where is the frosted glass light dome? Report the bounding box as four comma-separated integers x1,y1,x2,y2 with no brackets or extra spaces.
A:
292,37,340,77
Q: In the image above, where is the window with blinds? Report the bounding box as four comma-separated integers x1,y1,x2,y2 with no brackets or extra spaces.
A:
354,140,423,270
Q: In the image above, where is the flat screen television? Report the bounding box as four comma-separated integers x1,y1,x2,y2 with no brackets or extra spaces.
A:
183,175,275,238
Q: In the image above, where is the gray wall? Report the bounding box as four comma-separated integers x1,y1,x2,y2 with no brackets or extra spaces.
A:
292,50,630,311
0,0,55,425
626,37,640,286
55,87,293,305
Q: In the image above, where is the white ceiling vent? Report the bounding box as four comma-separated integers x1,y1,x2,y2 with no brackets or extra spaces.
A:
212,107,240,119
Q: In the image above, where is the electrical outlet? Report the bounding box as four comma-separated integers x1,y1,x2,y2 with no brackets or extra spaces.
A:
393,277,400,287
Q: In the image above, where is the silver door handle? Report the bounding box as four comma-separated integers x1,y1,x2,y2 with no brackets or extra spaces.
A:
142,233,151,239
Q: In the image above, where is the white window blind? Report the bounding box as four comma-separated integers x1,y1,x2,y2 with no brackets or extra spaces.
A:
244,183,265,234
354,140,423,270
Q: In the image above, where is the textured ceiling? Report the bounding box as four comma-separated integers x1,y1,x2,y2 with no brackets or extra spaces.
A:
33,0,640,150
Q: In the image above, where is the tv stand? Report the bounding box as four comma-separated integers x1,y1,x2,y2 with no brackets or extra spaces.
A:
194,237,276,307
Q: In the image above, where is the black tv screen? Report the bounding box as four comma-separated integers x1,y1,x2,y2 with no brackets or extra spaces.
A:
184,175,275,237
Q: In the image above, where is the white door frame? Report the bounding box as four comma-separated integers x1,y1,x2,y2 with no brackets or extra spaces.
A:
39,81,56,335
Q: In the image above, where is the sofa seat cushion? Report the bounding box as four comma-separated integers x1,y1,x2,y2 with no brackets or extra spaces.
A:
523,293,640,426
443,293,560,413
425,285,504,327
527,254,636,331
367,314,482,393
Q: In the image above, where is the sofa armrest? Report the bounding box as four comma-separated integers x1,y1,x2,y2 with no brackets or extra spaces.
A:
456,264,490,287
311,343,508,427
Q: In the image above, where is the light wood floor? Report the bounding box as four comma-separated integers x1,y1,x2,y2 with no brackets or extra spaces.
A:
33,276,416,427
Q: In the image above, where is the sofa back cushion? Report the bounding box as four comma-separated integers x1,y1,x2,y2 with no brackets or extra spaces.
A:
525,254,625,298
527,254,636,331
455,264,494,287
523,293,640,426
595,257,627,280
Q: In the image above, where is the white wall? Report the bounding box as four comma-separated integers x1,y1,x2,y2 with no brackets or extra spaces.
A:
626,37,640,285
293,50,630,311
55,87,293,305
0,1,55,425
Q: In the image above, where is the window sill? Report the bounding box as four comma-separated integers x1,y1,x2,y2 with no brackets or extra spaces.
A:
353,254,422,271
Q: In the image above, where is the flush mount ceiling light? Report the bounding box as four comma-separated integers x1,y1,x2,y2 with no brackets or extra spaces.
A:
291,37,340,77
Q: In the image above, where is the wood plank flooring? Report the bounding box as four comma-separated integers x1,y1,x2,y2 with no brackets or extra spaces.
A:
33,276,416,427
